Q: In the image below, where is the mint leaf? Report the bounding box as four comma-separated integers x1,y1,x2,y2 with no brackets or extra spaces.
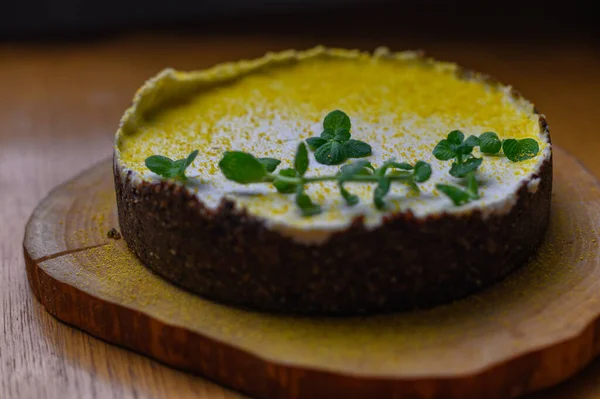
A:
479,132,502,154
334,129,351,142
436,184,471,206
432,140,455,160
296,191,321,216
392,162,413,170
145,155,175,177
173,159,188,176
339,183,359,206
320,128,335,140
464,135,480,147
329,141,347,163
273,168,297,193
314,141,347,165
447,130,465,145
218,151,267,183
517,139,540,160
339,160,373,180
344,139,372,158
185,149,198,165
466,172,479,198
453,135,477,156
373,177,391,209
146,151,198,180
378,159,415,176
455,141,475,155
502,139,519,161
306,137,327,151
258,157,281,173
311,110,373,165
177,150,199,177
503,138,539,162
323,110,351,132
449,157,482,178
294,142,309,176
413,161,432,182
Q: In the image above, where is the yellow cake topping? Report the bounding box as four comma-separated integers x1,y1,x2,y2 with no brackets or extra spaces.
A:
115,47,550,243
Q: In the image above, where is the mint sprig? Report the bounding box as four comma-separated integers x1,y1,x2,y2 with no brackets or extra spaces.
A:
306,110,372,165
433,129,540,206
145,150,198,180
217,143,431,217
449,157,482,178
436,172,480,206
433,130,484,206
433,130,482,178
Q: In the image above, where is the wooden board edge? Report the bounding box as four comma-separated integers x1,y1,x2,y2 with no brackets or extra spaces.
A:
22,242,600,399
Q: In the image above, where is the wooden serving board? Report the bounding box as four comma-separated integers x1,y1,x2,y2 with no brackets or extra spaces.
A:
24,147,600,399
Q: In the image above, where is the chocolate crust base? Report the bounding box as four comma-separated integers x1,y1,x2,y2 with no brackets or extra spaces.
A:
114,145,552,315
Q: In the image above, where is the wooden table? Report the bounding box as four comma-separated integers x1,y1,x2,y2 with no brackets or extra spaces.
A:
1,33,600,399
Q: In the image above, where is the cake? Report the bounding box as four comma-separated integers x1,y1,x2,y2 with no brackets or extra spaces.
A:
113,47,552,314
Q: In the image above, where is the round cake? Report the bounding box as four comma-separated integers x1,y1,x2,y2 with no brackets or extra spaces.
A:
113,47,552,314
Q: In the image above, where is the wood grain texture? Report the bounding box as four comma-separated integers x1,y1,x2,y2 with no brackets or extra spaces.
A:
2,34,600,399
19,149,600,399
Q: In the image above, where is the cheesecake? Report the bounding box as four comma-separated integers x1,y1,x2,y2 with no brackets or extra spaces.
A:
113,47,552,314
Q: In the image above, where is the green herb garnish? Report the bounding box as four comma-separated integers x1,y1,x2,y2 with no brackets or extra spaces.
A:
257,157,281,172
145,114,542,214
433,129,540,206
219,151,268,183
436,172,480,206
306,110,372,165
218,142,431,216
502,138,540,162
432,130,484,206
145,150,199,180
478,132,502,154
433,130,482,178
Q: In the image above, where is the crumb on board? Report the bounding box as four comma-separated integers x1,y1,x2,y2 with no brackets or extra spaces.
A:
107,228,122,240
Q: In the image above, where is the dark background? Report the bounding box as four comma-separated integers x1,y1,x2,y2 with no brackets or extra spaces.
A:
2,0,599,42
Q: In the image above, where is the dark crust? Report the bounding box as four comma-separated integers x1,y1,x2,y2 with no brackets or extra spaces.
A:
114,116,552,314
